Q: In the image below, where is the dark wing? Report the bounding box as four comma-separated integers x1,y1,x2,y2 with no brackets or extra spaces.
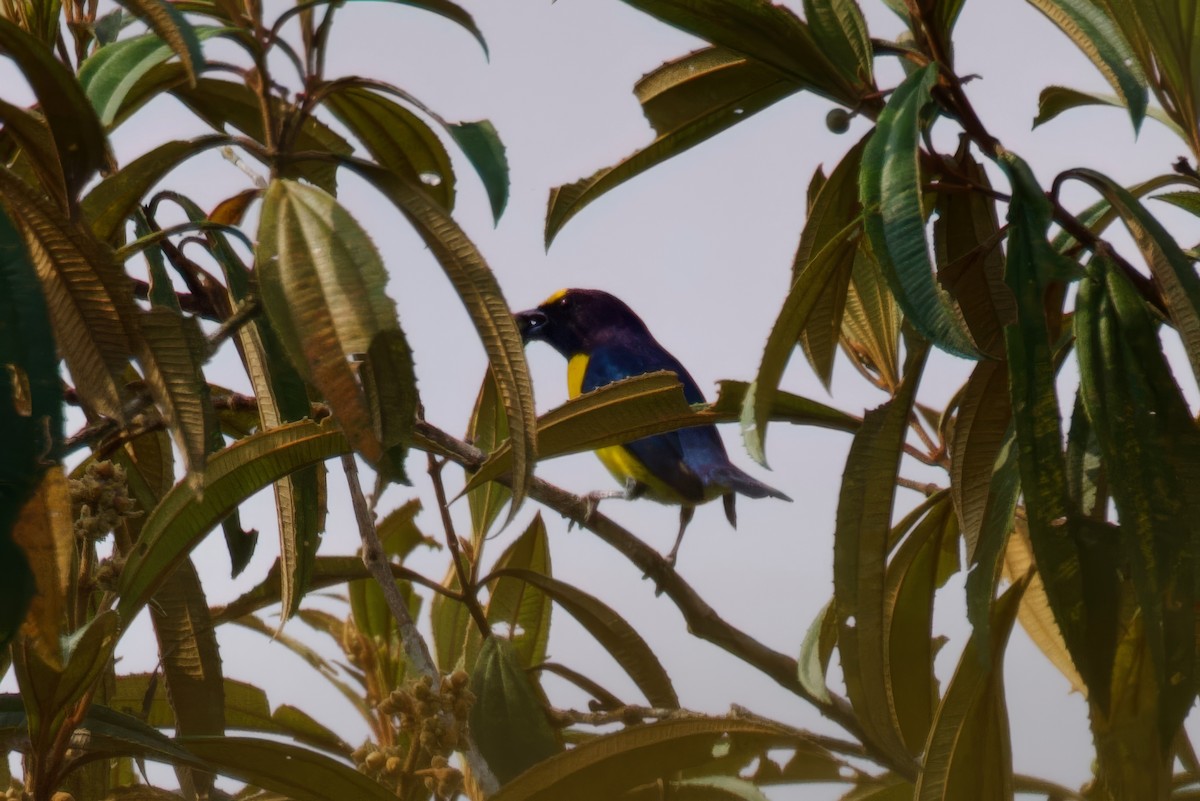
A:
583,339,711,502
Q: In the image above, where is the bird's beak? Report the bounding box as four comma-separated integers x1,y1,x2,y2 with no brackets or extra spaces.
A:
514,309,548,342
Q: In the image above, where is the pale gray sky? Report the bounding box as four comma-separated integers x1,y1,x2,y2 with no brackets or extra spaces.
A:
4,0,1198,797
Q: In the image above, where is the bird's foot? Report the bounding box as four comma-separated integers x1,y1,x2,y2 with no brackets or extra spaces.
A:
570,478,641,530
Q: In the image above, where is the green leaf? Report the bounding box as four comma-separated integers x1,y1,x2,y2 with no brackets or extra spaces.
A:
1152,190,1200,217
322,84,457,212
860,63,979,358
449,120,509,223
113,0,206,84
481,515,553,669
80,27,224,127
257,179,405,478
933,142,1014,356
470,637,561,784
464,372,700,492
486,569,679,709
616,0,862,104
712,380,860,434
0,17,110,203
839,240,904,391
431,563,471,673
361,328,419,483
742,214,863,465
1076,257,1200,738
117,421,350,622
796,601,837,704
803,0,873,88
0,166,132,422
0,98,69,210
950,360,1012,561
884,493,959,753
914,577,1026,801
1066,168,1200,387
545,46,801,246
833,337,929,767
0,206,59,647
793,135,868,389
323,158,536,521
178,736,398,801
392,0,488,54
1023,0,1148,130
81,136,231,243
465,369,512,545
489,717,825,801
1032,86,1182,138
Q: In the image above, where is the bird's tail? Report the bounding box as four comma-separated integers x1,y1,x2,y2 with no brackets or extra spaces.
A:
709,465,792,502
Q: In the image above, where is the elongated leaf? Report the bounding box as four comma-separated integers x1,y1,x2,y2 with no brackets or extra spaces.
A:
884,494,959,753
117,421,350,622
999,151,1102,702
839,241,903,391
1076,258,1200,737
833,338,929,766
178,736,397,801
361,328,419,483
393,0,487,53
743,215,863,464
0,205,58,648
323,158,536,520
796,602,837,704
546,46,800,245
0,167,132,421
803,0,873,89
1033,86,1182,137
149,558,222,797
0,17,110,203
489,717,821,801
794,135,868,388
466,369,512,544
1152,190,1200,217
914,577,1025,801
257,179,402,476
481,515,553,669
11,468,72,667
82,136,231,243
449,120,509,222
860,63,979,358
0,98,68,209
470,637,561,784
114,0,206,84
488,568,678,709
322,84,456,211
465,372,700,492
1066,168,1200,387
950,360,1011,559
80,27,223,126
712,380,860,433
617,0,859,103
1024,0,1148,130
431,563,471,673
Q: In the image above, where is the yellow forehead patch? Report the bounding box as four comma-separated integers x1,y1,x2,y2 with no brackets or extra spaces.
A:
541,288,570,305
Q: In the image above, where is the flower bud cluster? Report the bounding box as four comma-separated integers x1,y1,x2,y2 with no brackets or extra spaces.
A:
70,460,139,543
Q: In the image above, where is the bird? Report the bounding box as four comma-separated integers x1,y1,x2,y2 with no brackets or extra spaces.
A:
513,288,791,563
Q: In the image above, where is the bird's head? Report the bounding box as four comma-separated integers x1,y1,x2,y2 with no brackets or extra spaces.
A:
513,288,650,357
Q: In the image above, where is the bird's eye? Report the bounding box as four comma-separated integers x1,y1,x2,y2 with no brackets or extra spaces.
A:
558,295,570,308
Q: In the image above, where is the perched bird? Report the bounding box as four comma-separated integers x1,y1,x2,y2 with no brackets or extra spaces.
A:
514,288,790,563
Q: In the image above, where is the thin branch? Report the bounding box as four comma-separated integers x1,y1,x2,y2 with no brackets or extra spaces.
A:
897,476,946,496
341,453,500,797
427,453,490,636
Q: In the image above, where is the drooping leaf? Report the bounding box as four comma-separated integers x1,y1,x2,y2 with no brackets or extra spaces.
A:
489,717,832,801
178,736,398,801
486,568,679,709
0,17,110,203
839,240,903,391
802,0,874,89
546,46,802,246
257,179,404,478
117,421,350,622
80,27,224,127
833,338,929,767
1023,0,1148,130
859,63,979,358
81,136,231,243
914,577,1026,801
470,636,561,784
950,360,1012,560
742,214,863,464
1033,86,1182,138
712,380,860,434
360,328,419,484
449,120,509,223
796,601,837,704
465,369,512,545
793,135,868,388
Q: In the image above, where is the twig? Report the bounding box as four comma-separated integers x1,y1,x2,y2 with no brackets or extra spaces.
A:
340,453,500,797
897,476,945,496
427,453,490,636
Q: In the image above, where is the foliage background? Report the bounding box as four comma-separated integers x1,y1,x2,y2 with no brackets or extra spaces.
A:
2,0,1197,797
